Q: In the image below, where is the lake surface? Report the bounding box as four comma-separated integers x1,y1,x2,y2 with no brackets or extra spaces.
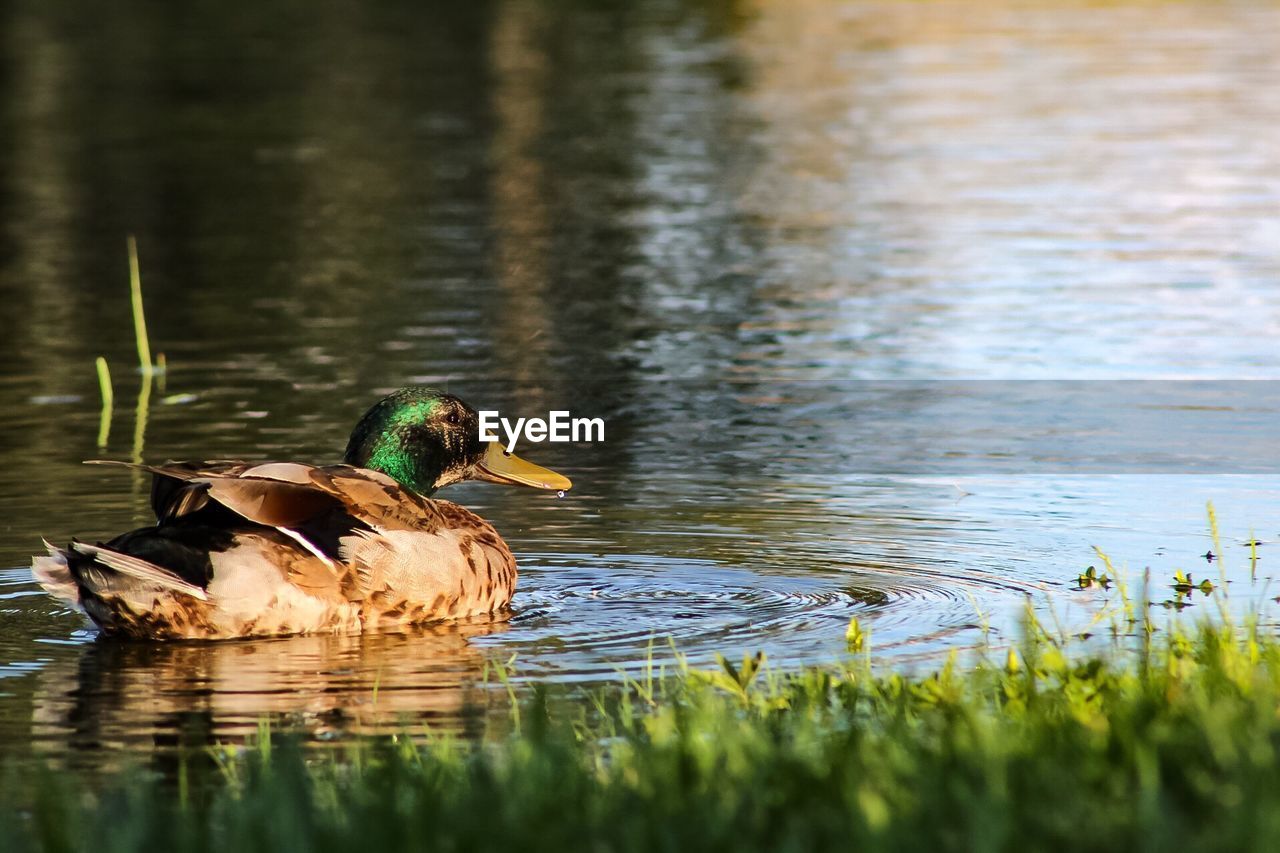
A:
2,0,1279,763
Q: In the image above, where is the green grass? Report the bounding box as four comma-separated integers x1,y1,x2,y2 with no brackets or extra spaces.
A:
94,356,113,448
94,236,164,454
6,615,1280,852
126,235,153,374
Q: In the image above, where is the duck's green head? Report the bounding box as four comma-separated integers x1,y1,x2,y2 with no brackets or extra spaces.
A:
343,387,571,497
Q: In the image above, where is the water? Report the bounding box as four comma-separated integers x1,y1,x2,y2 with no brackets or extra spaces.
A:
2,0,1280,762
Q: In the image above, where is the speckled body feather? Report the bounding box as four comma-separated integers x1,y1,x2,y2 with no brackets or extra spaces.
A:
33,461,518,640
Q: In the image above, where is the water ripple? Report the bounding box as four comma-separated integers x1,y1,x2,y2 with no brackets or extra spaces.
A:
491,553,1041,678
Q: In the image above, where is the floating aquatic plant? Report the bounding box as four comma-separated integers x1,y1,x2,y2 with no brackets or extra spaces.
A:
1076,564,1111,589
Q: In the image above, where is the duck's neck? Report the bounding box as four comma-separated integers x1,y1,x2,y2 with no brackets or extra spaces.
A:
345,430,442,496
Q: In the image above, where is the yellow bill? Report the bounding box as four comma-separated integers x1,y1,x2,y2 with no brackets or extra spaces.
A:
474,442,572,491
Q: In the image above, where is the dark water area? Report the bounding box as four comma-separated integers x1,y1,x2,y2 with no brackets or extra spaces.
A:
1,0,1279,764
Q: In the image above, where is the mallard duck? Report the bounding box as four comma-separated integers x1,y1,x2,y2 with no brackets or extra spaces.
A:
32,387,571,640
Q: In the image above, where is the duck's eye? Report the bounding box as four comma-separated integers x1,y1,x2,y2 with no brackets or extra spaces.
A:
445,410,459,426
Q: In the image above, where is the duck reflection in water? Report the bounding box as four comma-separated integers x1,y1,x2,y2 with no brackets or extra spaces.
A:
29,616,510,758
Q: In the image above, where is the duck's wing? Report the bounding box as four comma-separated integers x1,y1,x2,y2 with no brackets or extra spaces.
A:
86,461,515,616
87,460,358,528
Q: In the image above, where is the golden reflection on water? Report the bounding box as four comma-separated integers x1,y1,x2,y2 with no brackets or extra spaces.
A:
489,0,555,391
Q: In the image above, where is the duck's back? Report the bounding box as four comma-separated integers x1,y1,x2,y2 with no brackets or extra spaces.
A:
33,461,517,639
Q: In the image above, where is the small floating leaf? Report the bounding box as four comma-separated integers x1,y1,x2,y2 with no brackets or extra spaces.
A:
1076,565,1110,589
